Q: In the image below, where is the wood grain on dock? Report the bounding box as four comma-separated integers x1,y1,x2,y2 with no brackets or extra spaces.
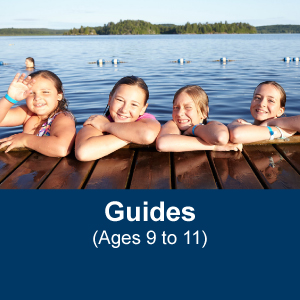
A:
1,136,300,189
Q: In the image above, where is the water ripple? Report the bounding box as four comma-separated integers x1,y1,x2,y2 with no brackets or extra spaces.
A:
1,34,300,138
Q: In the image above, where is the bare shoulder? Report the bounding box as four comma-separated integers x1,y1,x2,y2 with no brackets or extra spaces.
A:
206,120,225,126
137,117,160,125
53,112,75,125
50,112,76,137
160,120,181,135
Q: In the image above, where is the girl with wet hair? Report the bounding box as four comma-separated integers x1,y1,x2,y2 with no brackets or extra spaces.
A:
0,71,76,157
75,76,161,161
228,81,296,143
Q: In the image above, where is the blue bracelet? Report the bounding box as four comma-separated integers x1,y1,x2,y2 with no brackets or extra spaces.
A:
267,126,275,140
192,125,198,136
4,94,18,104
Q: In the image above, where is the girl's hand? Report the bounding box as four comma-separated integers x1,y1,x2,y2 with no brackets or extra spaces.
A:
0,133,29,153
236,119,252,125
7,73,36,101
182,126,194,136
83,115,110,132
214,143,243,152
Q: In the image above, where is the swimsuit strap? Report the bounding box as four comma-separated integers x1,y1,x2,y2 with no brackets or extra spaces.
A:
37,112,60,137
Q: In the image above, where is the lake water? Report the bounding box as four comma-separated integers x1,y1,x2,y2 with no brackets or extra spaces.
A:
0,34,300,138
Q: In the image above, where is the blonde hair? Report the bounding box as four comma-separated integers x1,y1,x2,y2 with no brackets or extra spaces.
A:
173,85,209,124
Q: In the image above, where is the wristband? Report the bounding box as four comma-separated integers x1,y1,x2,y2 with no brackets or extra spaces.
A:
267,126,275,140
192,123,204,136
192,125,198,136
4,94,18,104
274,126,285,139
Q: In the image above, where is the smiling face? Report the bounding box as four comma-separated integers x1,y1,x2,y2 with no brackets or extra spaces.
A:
172,92,206,131
26,76,62,119
250,84,284,125
108,84,148,123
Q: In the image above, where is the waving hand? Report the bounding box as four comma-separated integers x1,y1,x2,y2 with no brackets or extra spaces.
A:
7,73,36,101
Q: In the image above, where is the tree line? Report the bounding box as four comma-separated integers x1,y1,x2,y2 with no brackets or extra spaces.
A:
0,28,66,36
256,25,300,33
64,20,257,35
2,23,300,36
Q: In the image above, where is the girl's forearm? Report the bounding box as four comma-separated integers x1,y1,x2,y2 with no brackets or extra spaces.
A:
76,134,129,161
156,134,216,152
104,120,160,145
0,96,14,125
194,122,229,145
24,135,74,157
229,125,281,143
266,116,300,132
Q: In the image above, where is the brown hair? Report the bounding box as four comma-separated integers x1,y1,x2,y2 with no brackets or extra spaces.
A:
173,85,209,124
105,75,149,116
26,57,35,67
254,81,286,108
29,70,70,117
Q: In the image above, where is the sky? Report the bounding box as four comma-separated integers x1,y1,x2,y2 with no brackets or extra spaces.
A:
2,0,300,29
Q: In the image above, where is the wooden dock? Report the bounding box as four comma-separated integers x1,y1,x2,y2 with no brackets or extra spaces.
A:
1,136,300,189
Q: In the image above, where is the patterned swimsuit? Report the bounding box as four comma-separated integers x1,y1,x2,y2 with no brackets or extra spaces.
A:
37,113,59,137
37,112,74,137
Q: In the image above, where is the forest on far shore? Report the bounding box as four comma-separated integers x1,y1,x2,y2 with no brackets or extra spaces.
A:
64,20,257,35
0,28,66,36
256,25,300,33
1,22,300,36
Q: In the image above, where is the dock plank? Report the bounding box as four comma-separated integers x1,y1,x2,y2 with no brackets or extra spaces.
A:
130,150,171,189
275,144,300,175
85,149,134,189
39,153,95,189
0,152,61,189
174,151,217,189
245,134,300,145
210,151,263,189
243,145,300,189
0,151,32,183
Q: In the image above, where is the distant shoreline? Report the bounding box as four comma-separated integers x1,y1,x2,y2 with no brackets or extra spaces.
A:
1,23,300,36
1,33,300,37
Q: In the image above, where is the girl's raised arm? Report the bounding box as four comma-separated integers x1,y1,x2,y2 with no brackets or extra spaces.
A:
0,73,35,127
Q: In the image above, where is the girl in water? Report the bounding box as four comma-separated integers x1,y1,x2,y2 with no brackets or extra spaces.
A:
75,76,161,161
228,81,296,143
156,85,242,152
25,57,35,70
0,71,76,156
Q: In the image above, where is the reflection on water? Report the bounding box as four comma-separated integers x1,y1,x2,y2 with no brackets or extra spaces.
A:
1,34,300,138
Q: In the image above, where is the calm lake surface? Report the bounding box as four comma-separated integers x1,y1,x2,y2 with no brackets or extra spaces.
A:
0,34,300,138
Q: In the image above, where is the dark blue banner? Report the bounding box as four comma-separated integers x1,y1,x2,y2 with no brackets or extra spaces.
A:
0,190,299,299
